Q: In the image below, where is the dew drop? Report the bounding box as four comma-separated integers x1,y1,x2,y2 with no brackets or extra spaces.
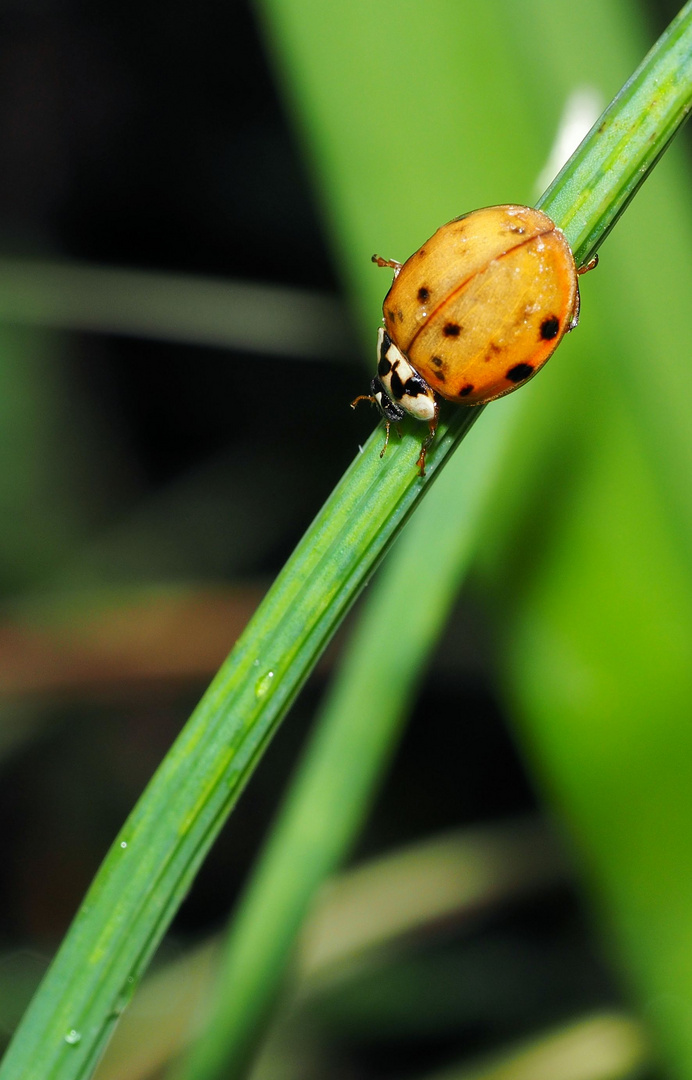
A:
120,841,127,849
64,1029,81,1046
255,671,275,699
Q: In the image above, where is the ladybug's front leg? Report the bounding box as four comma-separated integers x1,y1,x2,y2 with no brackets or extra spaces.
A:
379,420,393,458
351,381,403,460
415,411,439,477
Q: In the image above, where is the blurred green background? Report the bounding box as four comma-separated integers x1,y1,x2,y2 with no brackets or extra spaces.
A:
0,1,692,1078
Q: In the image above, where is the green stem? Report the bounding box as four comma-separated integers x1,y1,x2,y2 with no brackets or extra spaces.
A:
537,0,692,262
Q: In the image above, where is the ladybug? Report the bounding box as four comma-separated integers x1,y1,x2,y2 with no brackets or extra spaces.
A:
352,204,597,474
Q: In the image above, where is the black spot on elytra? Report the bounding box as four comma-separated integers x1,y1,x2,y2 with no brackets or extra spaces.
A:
417,247,427,258
540,316,560,340
417,286,430,302
508,225,526,235
506,363,534,383
397,310,404,322
443,322,461,337
483,342,503,362
431,356,444,368
390,369,404,399
378,356,392,377
435,371,446,383
459,384,474,397
386,309,396,323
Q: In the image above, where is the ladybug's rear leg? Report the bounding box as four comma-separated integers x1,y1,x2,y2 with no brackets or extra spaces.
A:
372,254,403,279
578,255,599,274
568,254,599,331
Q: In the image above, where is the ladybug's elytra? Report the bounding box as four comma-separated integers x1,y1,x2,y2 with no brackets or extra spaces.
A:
353,204,597,475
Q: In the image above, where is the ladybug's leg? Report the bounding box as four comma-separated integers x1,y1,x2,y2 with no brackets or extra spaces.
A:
568,286,581,332
578,254,599,275
415,412,439,477
351,393,400,459
372,254,403,278
379,420,392,459
568,254,599,331
378,421,405,459
350,393,376,409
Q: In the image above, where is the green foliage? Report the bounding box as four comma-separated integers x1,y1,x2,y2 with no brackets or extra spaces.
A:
4,3,692,1080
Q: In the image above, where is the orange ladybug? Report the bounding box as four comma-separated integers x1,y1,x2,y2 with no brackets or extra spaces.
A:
353,204,596,474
